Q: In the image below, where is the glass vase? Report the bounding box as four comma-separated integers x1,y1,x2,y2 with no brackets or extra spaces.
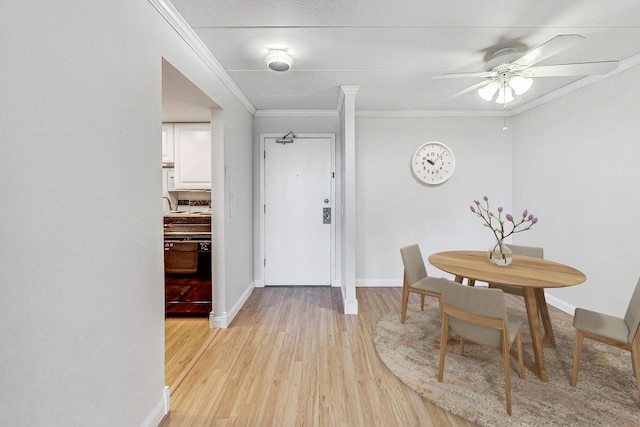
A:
488,242,513,266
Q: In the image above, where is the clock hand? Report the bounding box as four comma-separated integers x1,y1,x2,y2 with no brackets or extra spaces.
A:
427,159,435,165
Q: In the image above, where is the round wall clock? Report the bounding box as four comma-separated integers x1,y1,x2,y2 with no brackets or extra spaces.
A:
410,141,456,185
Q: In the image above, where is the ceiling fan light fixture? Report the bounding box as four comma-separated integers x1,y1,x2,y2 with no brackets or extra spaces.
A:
478,80,500,101
495,85,514,104
264,50,293,72
509,75,533,95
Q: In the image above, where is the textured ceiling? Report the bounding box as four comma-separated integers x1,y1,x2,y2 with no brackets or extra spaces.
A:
166,0,640,113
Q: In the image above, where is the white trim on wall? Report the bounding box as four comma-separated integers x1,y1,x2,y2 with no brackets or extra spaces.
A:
211,282,255,328
147,0,256,115
255,110,339,118
140,386,170,427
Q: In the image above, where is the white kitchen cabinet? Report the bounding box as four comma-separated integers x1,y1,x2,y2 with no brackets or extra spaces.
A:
173,123,211,190
162,124,174,164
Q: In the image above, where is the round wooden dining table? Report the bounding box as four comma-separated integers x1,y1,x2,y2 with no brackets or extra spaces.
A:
428,250,586,382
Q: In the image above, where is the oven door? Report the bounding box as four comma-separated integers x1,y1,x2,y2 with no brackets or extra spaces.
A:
164,241,199,274
164,235,212,315
164,236,211,273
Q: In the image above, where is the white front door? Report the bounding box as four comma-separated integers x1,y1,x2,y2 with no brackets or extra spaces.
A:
264,136,333,286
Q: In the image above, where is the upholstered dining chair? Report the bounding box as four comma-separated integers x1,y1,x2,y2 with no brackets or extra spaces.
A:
571,276,640,399
399,244,452,324
437,284,525,415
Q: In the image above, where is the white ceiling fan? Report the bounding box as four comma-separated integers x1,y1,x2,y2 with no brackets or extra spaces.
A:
437,34,619,104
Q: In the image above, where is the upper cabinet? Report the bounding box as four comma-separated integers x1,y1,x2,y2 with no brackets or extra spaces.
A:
162,124,174,164
172,123,211,190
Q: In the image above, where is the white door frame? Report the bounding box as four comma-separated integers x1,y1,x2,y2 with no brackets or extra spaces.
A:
257,133,338,288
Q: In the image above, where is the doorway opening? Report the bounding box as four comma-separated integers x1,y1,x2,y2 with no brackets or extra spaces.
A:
162,58,221,391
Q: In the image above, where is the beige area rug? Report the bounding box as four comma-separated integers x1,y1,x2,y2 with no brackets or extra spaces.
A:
373,304,640,427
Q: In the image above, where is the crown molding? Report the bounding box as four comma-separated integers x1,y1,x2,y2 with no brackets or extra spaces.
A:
254,110,339,118
148,0,256,115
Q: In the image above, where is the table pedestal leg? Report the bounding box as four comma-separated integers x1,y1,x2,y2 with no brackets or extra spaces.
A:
523,287,548,382
535,288,556,347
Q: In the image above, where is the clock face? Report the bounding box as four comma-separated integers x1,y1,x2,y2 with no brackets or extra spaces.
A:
411,141,456,185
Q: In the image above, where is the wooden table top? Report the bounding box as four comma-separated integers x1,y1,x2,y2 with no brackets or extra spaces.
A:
428,250,586,288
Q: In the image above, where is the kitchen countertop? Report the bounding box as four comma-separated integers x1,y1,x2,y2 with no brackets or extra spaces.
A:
164,213,211,224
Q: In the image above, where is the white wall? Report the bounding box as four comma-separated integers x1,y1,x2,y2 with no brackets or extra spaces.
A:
513,65,640,317
0,1,253,425
355,115,512,284
222,108,254,317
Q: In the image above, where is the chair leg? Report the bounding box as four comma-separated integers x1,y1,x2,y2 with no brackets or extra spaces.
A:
515,330,525,379
401,275,410,324
631,338,640,401
437,315,449,382
502,330,512,415
420,294,425,311
460,337,465,356
571,330,584,387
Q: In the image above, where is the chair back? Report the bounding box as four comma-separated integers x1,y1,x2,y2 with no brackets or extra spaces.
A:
442,284,508,347
400,244,428,286
624,276,640,343
505,244,543,259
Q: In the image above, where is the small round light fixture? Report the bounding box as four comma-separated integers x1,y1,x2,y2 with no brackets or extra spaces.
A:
264,50,293,72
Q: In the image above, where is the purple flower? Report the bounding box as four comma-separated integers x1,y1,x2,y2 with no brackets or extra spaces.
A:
470,196,538,243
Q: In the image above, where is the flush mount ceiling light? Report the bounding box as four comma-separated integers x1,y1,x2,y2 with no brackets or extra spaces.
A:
264,50,293,72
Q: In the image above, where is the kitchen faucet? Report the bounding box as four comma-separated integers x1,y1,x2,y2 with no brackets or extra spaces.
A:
163,196,174,211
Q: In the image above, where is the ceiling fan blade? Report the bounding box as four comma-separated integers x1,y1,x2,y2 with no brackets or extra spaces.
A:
527,61,619,77
514,34,585,67
433,71,496,79
437,80,490,104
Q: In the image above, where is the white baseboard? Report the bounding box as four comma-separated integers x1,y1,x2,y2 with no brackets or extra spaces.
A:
140,386,170,427
209,282,255,328
339,285,358,314
545,292,576,316
343,297,358,314
209,311,227,328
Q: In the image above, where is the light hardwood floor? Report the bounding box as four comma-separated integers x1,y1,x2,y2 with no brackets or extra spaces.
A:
165,317,219,394
161,286,572,426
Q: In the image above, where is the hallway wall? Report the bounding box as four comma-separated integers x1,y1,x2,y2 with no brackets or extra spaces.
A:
0,1,253,425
